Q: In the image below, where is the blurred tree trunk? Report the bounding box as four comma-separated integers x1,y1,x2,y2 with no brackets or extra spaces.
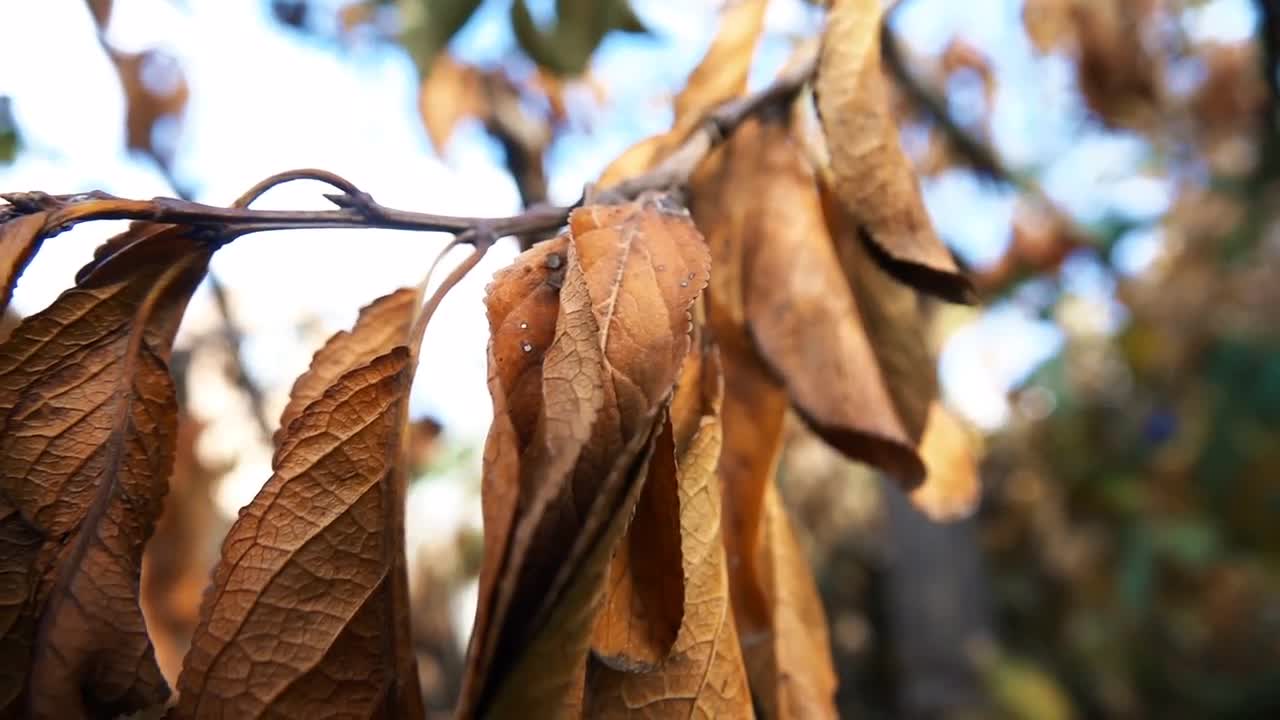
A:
880,481,992,719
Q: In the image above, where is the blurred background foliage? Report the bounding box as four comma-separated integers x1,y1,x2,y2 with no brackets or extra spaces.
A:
4,0,1280,717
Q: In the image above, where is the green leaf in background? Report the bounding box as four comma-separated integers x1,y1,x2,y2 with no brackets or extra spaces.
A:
0,96,18,164
511,0,650,77
399,0,484,74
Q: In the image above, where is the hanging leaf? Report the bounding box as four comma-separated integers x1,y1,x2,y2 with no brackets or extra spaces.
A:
173,288,426,719
815,0,972,303
681,118,841,716
458,197,710,718
691,118,927,485
274,288,420,446
585,344,756,717
741,480,840,720
0,224,218,718
110,49,189,167
714,326,839,719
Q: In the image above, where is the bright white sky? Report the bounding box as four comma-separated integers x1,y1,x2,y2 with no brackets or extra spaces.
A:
0,0,1259,515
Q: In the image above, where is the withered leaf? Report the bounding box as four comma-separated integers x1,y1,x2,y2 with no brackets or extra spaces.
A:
715,337,838,719
910,402,982,521
820,182,938,447
460,197,710,718
743,481,839,720
139,412,226,688
275,288,420,447
586,346,755,718
590,415,683,672
0,224,216,719
692,118,927,485
174,288,426,719
815,0,972,303
0,211,49,314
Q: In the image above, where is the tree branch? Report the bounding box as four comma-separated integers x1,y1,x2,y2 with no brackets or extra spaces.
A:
0,48,819,247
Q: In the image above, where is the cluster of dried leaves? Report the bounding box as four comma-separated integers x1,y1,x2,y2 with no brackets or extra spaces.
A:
0,0,984,718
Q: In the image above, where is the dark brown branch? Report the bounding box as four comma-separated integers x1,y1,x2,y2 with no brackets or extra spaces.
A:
1,46,818,247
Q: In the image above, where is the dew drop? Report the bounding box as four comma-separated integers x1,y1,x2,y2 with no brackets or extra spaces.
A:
656,264,666,272
519,321,529,330
521,341,534,353
679,279,689,288
545,253,563,270
687,271,695,280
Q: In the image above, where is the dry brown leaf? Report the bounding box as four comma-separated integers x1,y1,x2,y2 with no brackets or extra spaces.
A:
815,0,971,303
0,211,49,314
0,224,215,718
910,402,982,521
691,118,928,485
688,119,841,718
714,339,838,719
597,134,667,188
672,0,768,135
750,121,926,482
822,183,938,446
590,415,683,671
139,412,227,688
275,288,420,446
420,54,490,151
174,287,426,719
459,197,710,718
586,345,755,718
743,481,839,720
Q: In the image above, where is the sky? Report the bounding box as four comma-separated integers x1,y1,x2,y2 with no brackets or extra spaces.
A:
0,0,1260,516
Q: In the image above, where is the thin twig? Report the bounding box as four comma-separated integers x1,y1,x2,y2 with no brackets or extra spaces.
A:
153,165,278,442
1,49,818,246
